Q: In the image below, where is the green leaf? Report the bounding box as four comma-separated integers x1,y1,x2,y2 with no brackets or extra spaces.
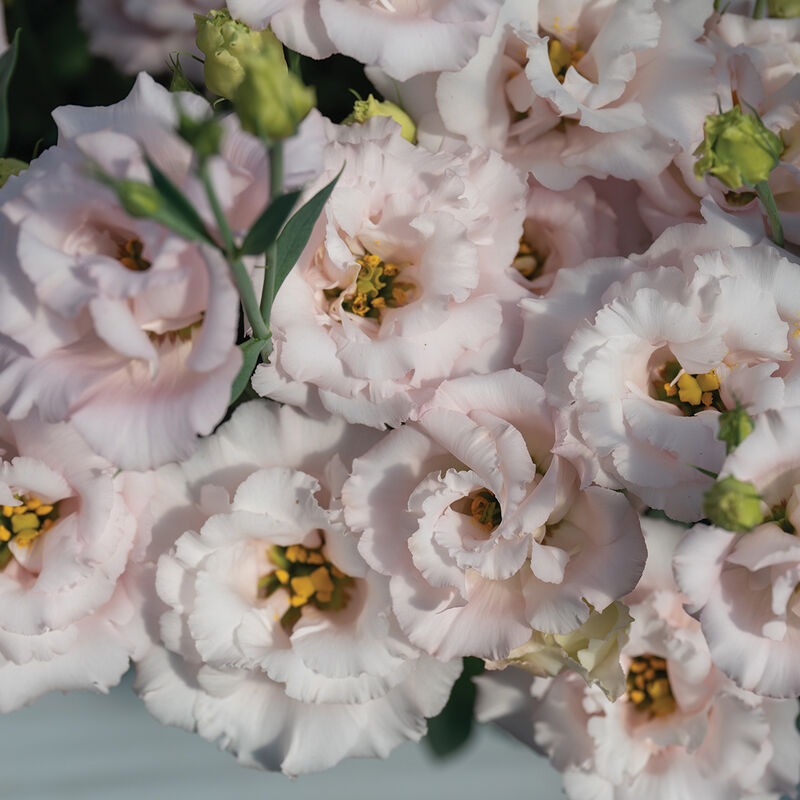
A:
240,189,301,256
274,165,343,291
0,30,21,157
424,657,485,759
230,337,265,403
144,155,215,245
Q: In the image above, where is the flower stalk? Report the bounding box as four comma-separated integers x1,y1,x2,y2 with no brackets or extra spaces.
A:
755,180,785,247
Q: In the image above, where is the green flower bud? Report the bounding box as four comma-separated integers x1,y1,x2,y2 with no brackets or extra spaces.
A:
0,158,27,188
768,0,800,17
195,9,278,100
233,49,316,139
703,476,764,532
343,94,417,144
178,113,223,161
115,181,163,218
717,404,755,454
694,105,784,189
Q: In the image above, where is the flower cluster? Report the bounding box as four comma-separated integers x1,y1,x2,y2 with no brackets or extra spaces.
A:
3,1,800,797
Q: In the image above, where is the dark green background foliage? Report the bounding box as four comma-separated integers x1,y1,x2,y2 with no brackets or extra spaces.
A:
2,0,373,162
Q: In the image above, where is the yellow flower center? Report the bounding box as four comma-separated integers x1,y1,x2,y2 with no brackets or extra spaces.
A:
0,494,60,571
655,360,723,415
334,254,414,320
258,540,355,633
116,238,151,272
548,38,585,83
626,654,676,717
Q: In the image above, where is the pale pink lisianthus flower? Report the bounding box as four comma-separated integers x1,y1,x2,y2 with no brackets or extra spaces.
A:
227,0,502,81
0,413,147,712
134,400,460,775
342,369,646,662
372,0,717,189
0,73,323,470
253,118,528,428
638,8,800,244
518,208,800,522
477,516,800,800
674,406,800,698
509,175,619,295
78,0,214,76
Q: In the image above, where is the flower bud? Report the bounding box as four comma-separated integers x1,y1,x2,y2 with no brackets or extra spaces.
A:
233,49,316,139
343,94,417,144
0,158,27,188
768,0,800,16
115,180,163,218
717,404,754,454
195,9,277,100
694,105,784,189
703,476,764,532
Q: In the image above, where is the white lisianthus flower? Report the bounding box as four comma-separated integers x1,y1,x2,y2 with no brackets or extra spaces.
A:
519,210,800,521
342,369,646,662
78,0,215,76
372,0,717,189
134,400,460,776
476,515,800,800
227,0,503,81
674,406,800,698
0,73,323,470
253,118,528,428
0,413,147,711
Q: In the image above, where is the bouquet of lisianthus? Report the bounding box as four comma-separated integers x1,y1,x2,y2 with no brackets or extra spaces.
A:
1,0,800,796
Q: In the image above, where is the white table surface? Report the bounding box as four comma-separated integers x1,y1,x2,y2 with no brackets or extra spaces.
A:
0,671,566,800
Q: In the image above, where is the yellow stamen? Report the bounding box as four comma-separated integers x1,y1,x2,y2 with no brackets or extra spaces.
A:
310,566,334,595
696,371,720,392
0,526,10,542
677,373,702,405
290,575,315,600
275,569,290,584
286,545,308,563
663,382,677,397
35,505,53,516
11,513,40,534
626,654,676,717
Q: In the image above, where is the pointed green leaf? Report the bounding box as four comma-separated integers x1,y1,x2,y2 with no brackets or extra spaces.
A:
230,337,265,404
0,30,21,158
240,189,301,256
144,155,215,245
274,164,343,290
424,657,485,759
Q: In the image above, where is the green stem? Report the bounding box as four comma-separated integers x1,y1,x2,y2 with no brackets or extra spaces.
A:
201,161,269,340
232,257,270,340
200,161,235,257
753,0,766,17
755,180,784,247
260,140,285,321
